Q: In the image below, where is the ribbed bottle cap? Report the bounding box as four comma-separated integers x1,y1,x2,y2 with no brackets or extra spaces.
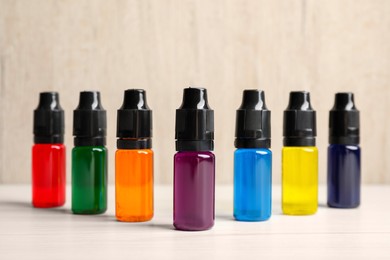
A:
73,91,106,146
33,92,64,144
329,92,359,145
283,91,316,146
117,89,152,149
175,87,214,151
235,90,271,148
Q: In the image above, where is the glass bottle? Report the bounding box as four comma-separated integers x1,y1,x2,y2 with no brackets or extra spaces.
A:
234,90,272,221
174,87,215,231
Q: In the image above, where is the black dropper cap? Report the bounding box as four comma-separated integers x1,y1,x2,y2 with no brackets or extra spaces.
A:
34,92,64,144
175,87,214,151
329,92,359,145
117,89,152,149
283,91,316,146
235,90,271,148
73,91,106,146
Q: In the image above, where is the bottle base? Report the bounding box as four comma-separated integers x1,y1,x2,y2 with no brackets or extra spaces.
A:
282,204,317,215
327,202,360,209
283,211,316,216
116,214,153,222
234,214,270,222
72,208,107,215
173,222,214,231
33,201,65,208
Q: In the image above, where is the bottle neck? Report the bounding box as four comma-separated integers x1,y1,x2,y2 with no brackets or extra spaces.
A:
283,137,316,146
234,138,270,149
175,140,213,152
74,137,106,147
117,138,152,149
329,136,359,145
34,135,64,144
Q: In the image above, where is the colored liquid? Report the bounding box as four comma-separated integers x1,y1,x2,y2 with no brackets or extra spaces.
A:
115,149,154,222
328,144,361,208
174,151,215,231
32,144,66,208
71,146,107,214
282,147,318,215
234,148,272,221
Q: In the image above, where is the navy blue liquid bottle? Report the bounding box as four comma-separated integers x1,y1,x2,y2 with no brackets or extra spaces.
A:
234,90,272,221
328,93,361,208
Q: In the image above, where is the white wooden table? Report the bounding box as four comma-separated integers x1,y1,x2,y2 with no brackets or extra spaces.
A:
0,185,389,259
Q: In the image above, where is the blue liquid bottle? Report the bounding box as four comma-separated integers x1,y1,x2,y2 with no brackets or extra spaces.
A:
234,90,272,221
328,93,361,208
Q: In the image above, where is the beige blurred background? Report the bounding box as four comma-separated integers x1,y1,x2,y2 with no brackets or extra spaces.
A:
0,0,389,184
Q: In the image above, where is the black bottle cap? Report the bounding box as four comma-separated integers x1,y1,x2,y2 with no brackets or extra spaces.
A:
235,90,271,148
329,92,359,145
34,92,65,144
283,91,316,146
73,91,106,146
117,89,152,149
175,87,214,151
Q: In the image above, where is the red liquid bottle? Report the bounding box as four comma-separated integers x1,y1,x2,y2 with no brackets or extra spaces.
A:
32,92,66,208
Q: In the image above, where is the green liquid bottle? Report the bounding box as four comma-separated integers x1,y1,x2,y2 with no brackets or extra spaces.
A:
72,91,107,214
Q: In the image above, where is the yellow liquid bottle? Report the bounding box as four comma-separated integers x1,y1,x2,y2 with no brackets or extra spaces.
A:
282,91,318,215
282,147,318,215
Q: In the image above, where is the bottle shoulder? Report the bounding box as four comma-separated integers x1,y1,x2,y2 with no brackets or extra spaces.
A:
116,149,153,155
282,146,318,153
73,146,107,152
175,151,215,159
283,146,317,150
234,148,272,155
33,143,65,150
329,144,360,150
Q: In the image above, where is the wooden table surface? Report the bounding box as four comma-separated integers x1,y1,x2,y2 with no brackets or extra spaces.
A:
0,185,389,259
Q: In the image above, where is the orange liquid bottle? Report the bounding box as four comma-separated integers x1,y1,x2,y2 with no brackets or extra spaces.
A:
115,89,153,222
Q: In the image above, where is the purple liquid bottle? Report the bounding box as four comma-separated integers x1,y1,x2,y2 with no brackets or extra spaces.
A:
328,93,361,208
174,87,215,231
